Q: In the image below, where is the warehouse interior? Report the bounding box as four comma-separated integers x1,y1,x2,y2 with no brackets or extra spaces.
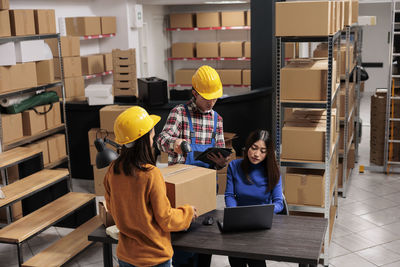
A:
1,0,400,266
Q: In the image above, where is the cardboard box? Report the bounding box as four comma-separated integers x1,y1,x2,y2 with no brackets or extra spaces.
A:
99,105,132,132
242,69,251,85
0,10,11,37
26,139,50,165
36,59,55,85
285,43,296,59
276,1,334,36
1,113,23,144
103,53,113,71
159,152,169,164
0,62,37,93
175,69,196,84
339,114,354,150
93,167,108,196
48,134,66,163
246,10,251,26
45,37,80,57
352,0,359,24
34,9,56,34
339,1,345,30
10,10,35,36
344,0,352,26
281,59,336,101
313,43,354,76
101,16,116,34
81,54,105,75
220,42,243,58
339,82,355,118
112,48,136,66
171,43,195,58
0,0,9,10
98,201,115,227
65,17,101,36
196,42,219,58
160,164,216,216
15,40,49,63
0,42,16,66
54,57,82,78
348,143,355,169
63,76,85,98
244,41,250,58
44,101,61,129
22,105,46,136
217,69,242,85
196,12,220,27
221,11,245,27
169,13,194,28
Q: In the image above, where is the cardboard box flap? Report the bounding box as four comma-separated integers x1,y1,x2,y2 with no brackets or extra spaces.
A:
284,122,327,131
224,132,237,142
161,164,216,185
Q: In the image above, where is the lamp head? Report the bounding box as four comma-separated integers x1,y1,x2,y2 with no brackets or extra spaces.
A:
95,138,119,169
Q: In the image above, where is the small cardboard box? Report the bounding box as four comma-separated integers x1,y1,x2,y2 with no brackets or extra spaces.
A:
344,0,352,26
64,76,85,98
221,11,245,27
65,17,101,36
159,152,169,164
93,167,108,196
175,69,196,84
15,40,49,63
34,9,56,34
0,0,9,10
246,10,251,26
339,82,355,118
352,0,359,24
10,9,36,36
100,105,132,132
348,143,355,169
217,69,242,85
220,42,243,58
36,59,55,85
160,164,216,216
0,42,16,66
281,59,336,101
54,57,82,78
196,12,220,27
1,113,23,144
0,62,37,93
196,42,219,58
244,41,250,58
276,1,335,36
44,101,61,129
81,54,105,75
285,43,296,59
22,105,46,136
98,201,115,227
171,43,195,58
242,69,251,85
169,13,194,28
48,133,66,163
112,48,136,66
313,43,353,76
45,37,80,58
103,53,113,71
26,138,50,165
0,10,11,37
101,16,116,34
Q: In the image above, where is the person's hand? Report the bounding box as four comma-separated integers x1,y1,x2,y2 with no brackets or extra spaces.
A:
207,152,229,168
174,139,184,154
191,206,198,222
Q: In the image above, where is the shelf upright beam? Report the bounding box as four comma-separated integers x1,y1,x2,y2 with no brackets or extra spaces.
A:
354,27,362,162
275,37,282,164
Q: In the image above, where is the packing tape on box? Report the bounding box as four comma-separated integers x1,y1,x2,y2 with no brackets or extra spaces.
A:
163,166,196,177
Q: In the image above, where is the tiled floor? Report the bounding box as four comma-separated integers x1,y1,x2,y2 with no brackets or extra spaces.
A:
2,91,400,266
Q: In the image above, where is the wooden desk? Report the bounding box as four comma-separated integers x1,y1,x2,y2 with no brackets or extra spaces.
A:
88,210,327,267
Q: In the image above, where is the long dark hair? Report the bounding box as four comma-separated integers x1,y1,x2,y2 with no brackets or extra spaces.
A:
241,129,280,192
113,131,156,176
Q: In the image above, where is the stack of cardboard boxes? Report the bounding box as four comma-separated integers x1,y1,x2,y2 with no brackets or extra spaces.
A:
175,69,250,86
171,41,250,59
65,16,116,36
112,49,138,97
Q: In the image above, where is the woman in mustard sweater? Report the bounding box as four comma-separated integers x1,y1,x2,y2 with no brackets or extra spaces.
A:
104,106,197,267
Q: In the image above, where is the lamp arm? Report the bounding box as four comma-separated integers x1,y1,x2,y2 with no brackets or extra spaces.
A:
104,137,121,150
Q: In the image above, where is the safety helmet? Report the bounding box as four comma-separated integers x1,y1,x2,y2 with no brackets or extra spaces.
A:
192,65,223,100
114,106,161,145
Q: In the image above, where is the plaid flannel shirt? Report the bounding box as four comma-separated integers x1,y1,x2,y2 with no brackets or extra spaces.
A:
156,98,225,165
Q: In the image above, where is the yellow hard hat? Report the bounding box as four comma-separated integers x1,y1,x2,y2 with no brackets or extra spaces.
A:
114,106,161,145
192,65,223,100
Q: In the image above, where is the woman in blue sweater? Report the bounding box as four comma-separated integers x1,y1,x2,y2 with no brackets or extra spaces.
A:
225,129,283,267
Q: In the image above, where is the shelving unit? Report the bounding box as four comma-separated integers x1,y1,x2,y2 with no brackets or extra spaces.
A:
83,70,113,80
276,31,341,266
168,84,251,89
168,57,250,61
79,33,115,40
167,26,250,31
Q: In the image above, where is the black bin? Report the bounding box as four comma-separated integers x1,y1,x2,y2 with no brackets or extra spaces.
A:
138,77,168,107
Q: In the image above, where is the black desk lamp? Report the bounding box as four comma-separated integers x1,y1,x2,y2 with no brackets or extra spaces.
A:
95,137,120,169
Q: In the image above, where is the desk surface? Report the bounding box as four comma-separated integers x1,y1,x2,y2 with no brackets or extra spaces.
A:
89,210,327,265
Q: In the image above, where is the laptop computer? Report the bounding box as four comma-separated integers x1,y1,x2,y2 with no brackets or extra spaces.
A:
217,204,274,233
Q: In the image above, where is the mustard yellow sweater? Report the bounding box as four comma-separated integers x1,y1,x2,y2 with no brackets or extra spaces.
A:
104,164,194,267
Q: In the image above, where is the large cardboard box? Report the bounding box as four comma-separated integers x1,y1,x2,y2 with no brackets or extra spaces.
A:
246,10,251,26
220,42,243,58
221,11,245,27
175,69,196,84
45,37,80,58
99,105,132,132
169,13,194,28
66,17,101,36
63,76,85,99
160,164,216,216
93,167,108,196
0,0,9,10
242,69,251,85
1,113,23,144
103,53,113,71
196,12,220,28
0,42,16,66
217,69,242,85
36,59,55,85
101,16,116,34
54,57,82,78
98,201,115,226
313,43,354,76
44,101,61,129
81,54,105,75
244,41,250,58
48,134,66,163
0,10,11,37
281,59,337,101
196,42,219,58
26,138,50,165
10,10,35,36
171,43,195,58
34,9,56,34
15,40,49,63
0,62,37,93
276,1,334,36
88,128,115,166
22,105,46,136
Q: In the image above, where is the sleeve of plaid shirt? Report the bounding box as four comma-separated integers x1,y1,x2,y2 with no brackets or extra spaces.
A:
215,114,225,148
156,105,184,153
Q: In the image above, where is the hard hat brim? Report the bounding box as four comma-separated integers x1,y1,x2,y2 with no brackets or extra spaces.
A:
197,87,223,100
149,114,161,128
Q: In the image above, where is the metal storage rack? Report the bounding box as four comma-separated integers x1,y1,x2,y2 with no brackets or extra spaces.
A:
276,32,341,266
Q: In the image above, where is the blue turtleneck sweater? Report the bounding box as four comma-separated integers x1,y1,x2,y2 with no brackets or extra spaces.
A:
225,159,283,214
